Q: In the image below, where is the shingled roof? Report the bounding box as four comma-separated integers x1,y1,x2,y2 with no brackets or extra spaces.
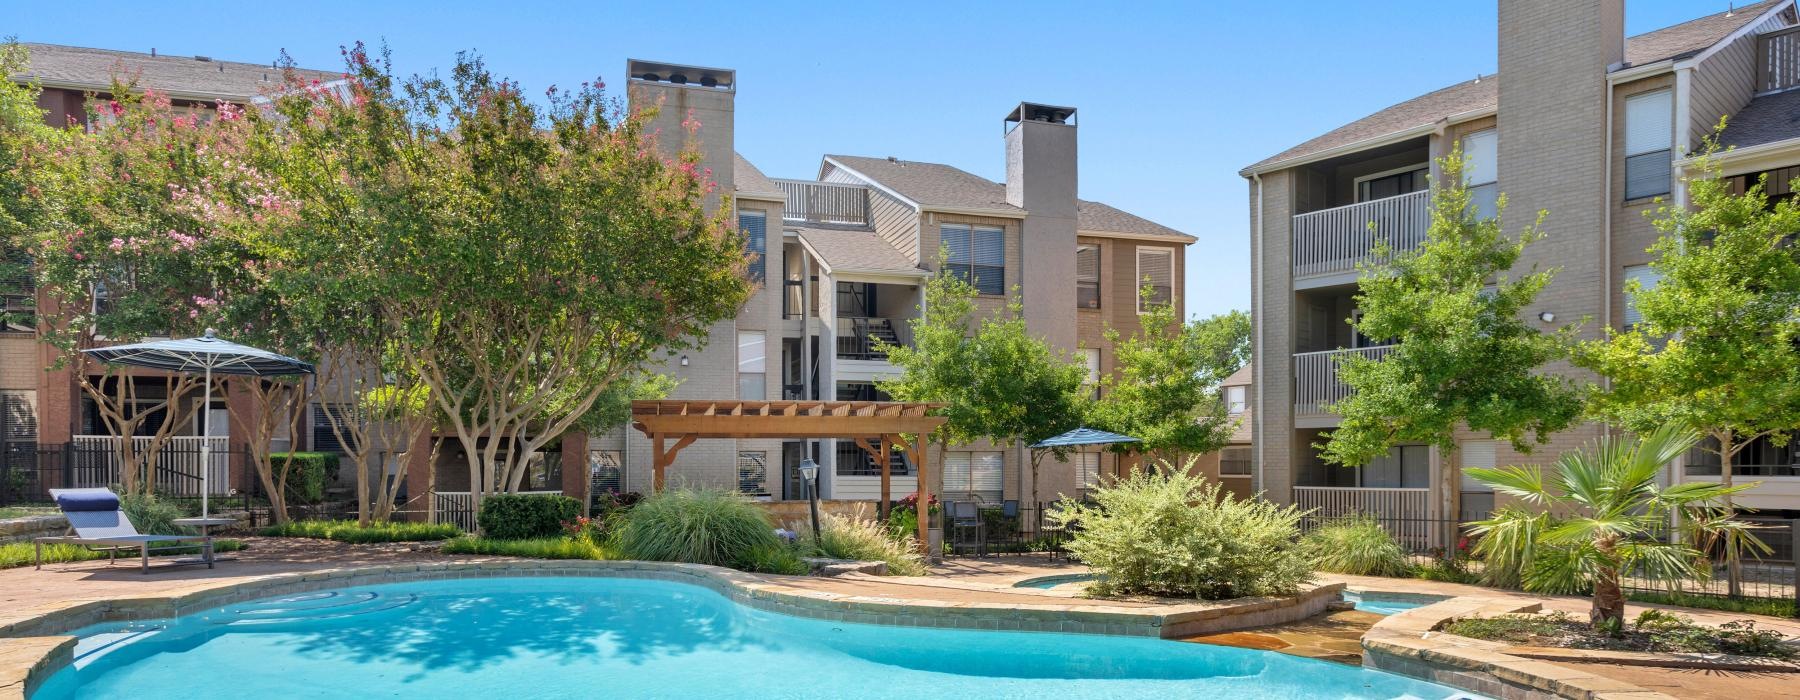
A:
13,43,340,101
825,155,1193,241
1241,0,1791,175
733,152,784,199
795,227,926,276
1719,88,1800,150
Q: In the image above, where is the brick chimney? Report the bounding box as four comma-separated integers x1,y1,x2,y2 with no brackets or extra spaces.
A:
1004,102,1079,351
625,59,736,211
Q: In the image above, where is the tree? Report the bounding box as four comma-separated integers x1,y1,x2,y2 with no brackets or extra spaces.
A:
1575,139,1800,596
1087,295,1248,465
1325,150,1582,468
1466,423,1759,628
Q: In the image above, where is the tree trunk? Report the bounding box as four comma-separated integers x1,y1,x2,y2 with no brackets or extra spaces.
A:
1591,537,1626,630
1716,430,1743,598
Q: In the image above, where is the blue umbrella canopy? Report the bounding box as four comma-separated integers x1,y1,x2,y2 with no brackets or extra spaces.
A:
81,329,314,376
1031,427,1140,449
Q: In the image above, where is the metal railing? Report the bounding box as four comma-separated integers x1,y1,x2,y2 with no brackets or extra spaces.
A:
1294,345,1395,416
1291,190,1430,278
1756,25,1800,94
1295,486,1436,550
774,179,870,226
68,435,231,497
432,489,564,533
836,316,899,360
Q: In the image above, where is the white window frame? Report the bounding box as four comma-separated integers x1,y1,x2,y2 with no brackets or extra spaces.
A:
943,451,1004,502
1075,452,1102,492
1226,385,1246,415
737,330,766,400
941,223,1006,295
1353,163,1430,203
1462,129,1498,220
1624,89,1674,201
1135,247,1175,314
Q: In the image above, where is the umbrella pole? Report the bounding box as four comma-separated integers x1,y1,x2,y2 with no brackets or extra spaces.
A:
201,365,211,519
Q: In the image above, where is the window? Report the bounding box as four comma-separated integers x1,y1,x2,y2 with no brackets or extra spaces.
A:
1625,90,1673,200
1075,452,1101,492
738,330,766,400
0,247,32,334
1360,445,1429,488
310,403,355,453
737,451,769,496
1226,385,1246,415
943,451,1003,502
738,211,767,283
1463,129,1498,220
1622,264,1663,327
1,391,36,477
942,223,1005,295
1080,348,1101,399
1076,244,1100,309
1355,165,1429,202
588,450,624,496
1219,446,1252,476
1135,247,1174,312
509,451,558,491
1459,440,1497,522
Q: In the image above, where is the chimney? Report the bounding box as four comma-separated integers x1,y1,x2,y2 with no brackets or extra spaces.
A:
626,59,736,212
1004,102,1079,351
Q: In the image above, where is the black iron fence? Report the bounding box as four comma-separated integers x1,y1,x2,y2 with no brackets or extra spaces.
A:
0,442,290,527
936,501,1071,557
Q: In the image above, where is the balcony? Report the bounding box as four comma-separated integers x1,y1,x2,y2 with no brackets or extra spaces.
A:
1294,486,1435,549
1294,345,1395,419
1291,190,1430,281
1756,25,1800,94
774,179,870,227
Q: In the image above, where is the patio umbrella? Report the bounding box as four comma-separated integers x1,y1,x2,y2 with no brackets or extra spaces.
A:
1030,427,1140,450
81,329,315,518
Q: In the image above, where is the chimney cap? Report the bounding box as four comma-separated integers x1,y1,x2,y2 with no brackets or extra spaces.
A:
626,59,735,92
1004,102,1077,132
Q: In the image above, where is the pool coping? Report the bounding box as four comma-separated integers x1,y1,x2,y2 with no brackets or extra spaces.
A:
0,559,1345,699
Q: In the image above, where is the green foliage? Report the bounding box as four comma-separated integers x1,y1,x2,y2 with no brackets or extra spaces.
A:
736,541,810,576
119,493,190,535
1447,611,1792,658
1413,556,1480,584
1051,462,1312,599
610,488,793,573
441,536,609,560
270,452,337,504
1326,148,1582,467
1466,424,1764,627
476,494,582,540
1089,304,1249,459
1302,516,1414,577
0,539,244,569
260,519,460,543
805,510,926,576
1626,590,1795,619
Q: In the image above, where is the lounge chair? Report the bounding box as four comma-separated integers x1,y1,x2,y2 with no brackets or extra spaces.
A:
36,488,214,575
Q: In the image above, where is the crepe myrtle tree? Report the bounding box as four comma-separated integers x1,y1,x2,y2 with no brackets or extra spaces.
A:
1576,134,1800,597
0,42,61,336
299,48,750,508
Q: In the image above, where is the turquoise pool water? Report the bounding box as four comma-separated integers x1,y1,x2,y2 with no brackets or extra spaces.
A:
1013,573,1097,589
1344,590,1449,616
33,577,1484,699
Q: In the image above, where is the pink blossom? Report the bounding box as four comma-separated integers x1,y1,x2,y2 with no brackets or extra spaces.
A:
108,238,125,252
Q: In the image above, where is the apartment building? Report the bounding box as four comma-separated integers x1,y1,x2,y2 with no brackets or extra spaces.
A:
1241,0,1800,543
594,61,1196,507
2,45,1197,510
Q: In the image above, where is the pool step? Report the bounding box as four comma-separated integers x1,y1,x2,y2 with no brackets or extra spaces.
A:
215,590,421,626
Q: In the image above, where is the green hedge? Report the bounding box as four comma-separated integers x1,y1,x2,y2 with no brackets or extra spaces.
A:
260,519,460,543
477,493,582,540
271,452,337,504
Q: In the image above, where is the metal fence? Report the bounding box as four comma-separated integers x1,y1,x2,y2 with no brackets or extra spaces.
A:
0,442,302,528
938,502,1071,557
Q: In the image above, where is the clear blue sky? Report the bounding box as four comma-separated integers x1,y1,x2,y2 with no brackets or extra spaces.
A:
12,0,1728,319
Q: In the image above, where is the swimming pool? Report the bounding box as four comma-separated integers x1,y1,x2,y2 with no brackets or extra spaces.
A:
1343,590,1449,616
1012,573,1097,589
32,577,1484,699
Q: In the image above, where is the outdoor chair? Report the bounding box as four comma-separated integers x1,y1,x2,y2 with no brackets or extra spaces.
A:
36,488,215,575
949,501,986,556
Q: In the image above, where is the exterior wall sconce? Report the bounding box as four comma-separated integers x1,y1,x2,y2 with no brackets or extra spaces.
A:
679,355,690,367
1538,312,1556,323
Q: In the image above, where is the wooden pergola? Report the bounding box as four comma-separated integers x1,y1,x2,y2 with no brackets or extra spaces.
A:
631,400,946,554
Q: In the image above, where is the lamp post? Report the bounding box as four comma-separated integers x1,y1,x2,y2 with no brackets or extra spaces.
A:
798,458,822,541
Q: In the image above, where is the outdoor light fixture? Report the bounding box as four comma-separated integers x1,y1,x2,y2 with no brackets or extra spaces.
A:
1538,311,1556,323
799,458,822,541
679,355,690,367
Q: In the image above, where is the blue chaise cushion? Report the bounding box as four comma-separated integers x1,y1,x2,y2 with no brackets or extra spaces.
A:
56,491,121,512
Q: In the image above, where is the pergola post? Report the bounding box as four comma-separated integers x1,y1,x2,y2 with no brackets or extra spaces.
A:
910,431,931,558
651,434,696,493
878,434,894,521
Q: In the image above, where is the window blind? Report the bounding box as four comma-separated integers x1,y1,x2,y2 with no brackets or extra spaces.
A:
943,452,1003,501
1076,244,1100,308
1624,90,1673,199
738,212,767,282
1136,248,1174,311
941,224,1005,295
1623,265,1664,326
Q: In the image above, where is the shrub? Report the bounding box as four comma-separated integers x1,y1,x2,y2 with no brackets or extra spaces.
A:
477,493,582,540
611,488,791,573
1627,590,1795,618
270,452,338,504
1050,462,1312,600
1302,516,1414,577
441,536,607,560
260,519,460,543
120,493,189,535
738,541,810,576
806,508,926,576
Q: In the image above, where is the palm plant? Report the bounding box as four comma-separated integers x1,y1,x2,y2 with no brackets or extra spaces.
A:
1465,423,1765,628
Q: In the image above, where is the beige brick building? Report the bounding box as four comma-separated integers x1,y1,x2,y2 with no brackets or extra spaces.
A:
1240,0,1800,544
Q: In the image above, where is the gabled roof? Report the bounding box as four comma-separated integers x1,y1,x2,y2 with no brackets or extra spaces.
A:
1241,0,1792,175
794,227,926,277
12,42,340,101
1719,88,1800,151
733,152,785,200
824,154,1195,242
1221,363,1252,388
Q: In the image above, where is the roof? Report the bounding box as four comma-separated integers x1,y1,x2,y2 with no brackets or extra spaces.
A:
733,152,784,199
795,227,925,276
1220,363,1252,387
13,43,340,101
1242,1,1791,175
1031,427,1140,449
1719,88,1800,150
826,154,1194,241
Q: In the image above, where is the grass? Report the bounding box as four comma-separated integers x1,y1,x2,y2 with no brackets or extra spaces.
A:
0,506,58,520
441,536,611,560
0,539,246,569
260,519,461,544
1628,590,1796,619
1445,610,1793,658
806,510,926,576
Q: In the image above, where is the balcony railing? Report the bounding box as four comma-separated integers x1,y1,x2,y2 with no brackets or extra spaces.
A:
1294,345,1396,416
1294,486,1435,550
1756,25,1800,94
68,435,231,497
836,316,901,360
1291,190,1430,278
774,179,870,227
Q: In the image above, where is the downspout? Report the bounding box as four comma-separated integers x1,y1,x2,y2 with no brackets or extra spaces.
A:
1251,173,1265,498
